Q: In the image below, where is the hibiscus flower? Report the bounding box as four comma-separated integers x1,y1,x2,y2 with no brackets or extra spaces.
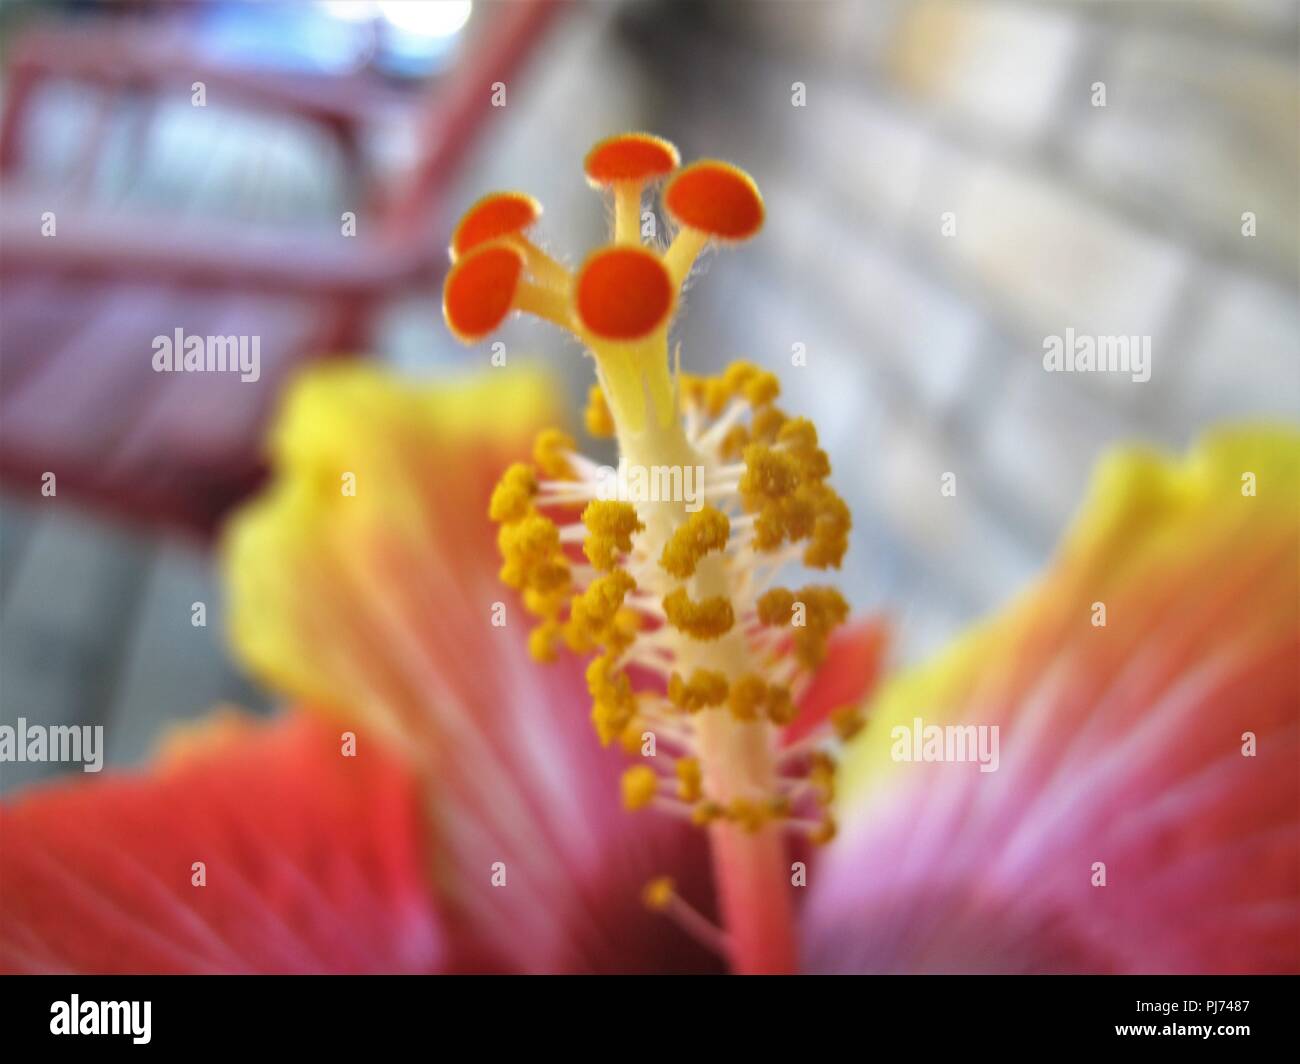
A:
1,136,1295,975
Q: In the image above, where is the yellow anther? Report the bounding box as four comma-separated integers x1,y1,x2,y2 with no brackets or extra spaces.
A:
809,751,836,804
497,512,557,560
752,503,788,551
587,653,637,746
719,424,750,461
642,876,676,911
830,705,865,742
765,683,796,725
718,360,779,406
488,462,537,524
497,513,569,592
691,800,724,827
777,416,830,481
727,796,767,833
765,793,792,819
756,587,796,626
582,500,644,570
583,384,616,438
795,585,851,668
659,506,730,579
521,559,569,595
743,370,780,406
703,376,731,417
776,416,819,452
585,652,622,695
727,674,767,722
678,373,706,410
570,570,636,645
618,717,648,754
721,360,759,393
562,618,596,655
739,444,800,505
609,606,641,655
675,757,703,802
735,413,850,561
757,585,849,668
527,620,561,663
783,486,820,539
752,484,827,553
590,701,630,746
667,668,729,713
662,587,735,640
750,404,787,443
621,764,659,810
523,585,568,621
802,585,850,624
810,814,838,845
804,483,851,569
533,427,577,480
582,500,642,536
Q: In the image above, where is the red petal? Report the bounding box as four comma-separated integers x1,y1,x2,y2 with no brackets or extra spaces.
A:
0,714,443,973
783,617,888,746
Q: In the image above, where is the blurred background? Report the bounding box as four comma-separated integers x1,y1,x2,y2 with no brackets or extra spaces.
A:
1,0,1297,794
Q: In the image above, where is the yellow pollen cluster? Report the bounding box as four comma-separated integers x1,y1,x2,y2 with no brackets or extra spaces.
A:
497,513,568,594
582,501,644,571
659,506,730,579
583,385,616,438
621,764,659,810
716,673,795,725
691,801,725,827
488,462,537,524
830,705,866,742
727,796,768,833
662,587,735,640
465,135,864,855
680,360,781,417
719,407,850,567
534,427,578,480
569,571,638,654
667,668,728,712
809,751,836,803
641,876,676,912
675,758,703,802
588,653,638,746
755,585,851,669
810,815,838,845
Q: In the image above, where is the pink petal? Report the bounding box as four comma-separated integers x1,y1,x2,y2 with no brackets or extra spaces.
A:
803,429,1300,973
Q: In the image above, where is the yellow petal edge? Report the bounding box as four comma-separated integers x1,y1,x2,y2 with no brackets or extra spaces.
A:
837,423,1300,804
221,361,563,724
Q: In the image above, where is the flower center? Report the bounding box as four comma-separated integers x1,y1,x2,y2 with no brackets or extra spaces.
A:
447,134,859,974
